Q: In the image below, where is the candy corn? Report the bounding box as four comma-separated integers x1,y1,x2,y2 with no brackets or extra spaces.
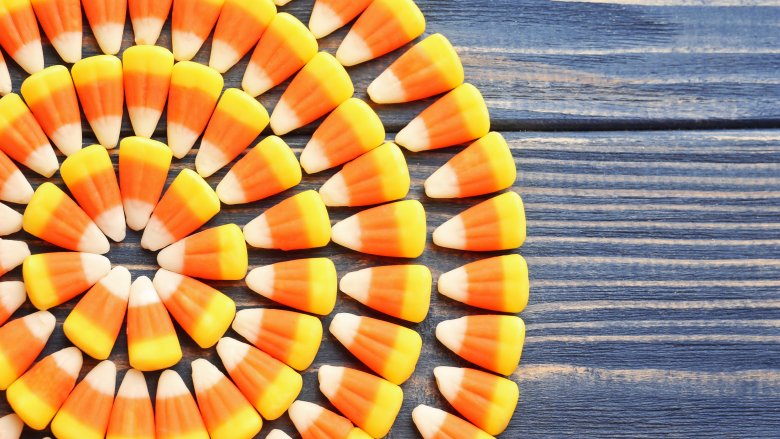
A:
6,346,82,430
0,0,43,73
0,94,58,177
72,55,124,148
319,142,410,207
433,192,526,251
368,34,464,104
195,88,269,177
308,0,372,39
337,0,425,66
155,369,209,439
266,430,292,439
106,369,155,439
0,150,33,204
243,190,331,250
318,365,403,438
209,0,276,73
123,45,174,138
129,0,172,45
438,254,528,313
299,98,384,174
0,310,55,389
0,238,28,276
246,258,336,315
289,401,371,439
20,65,82,156
412,405,494,439
0,414,23,439
0,281,25,325
171,0,225,61
61,144,126,242
0,203,22,235
23,252,111,309
217,337,301,420
23,183,110,254
157,224,247,280
270,52,353,135
30,0,82,63
397,84,491,153
127,277,182,371
50,360,117,439
63,266,130,359
167,61,223,158
191,358,263,439
141,169,220,251
153,269,236,348
339,264,431,323
0,50,9,95
216,136,301,205
82,0,127,55
118,137,172,231
242,12,317,97
331,200,427,258
434,366,519,435
232,308,322,371
436,315,525,375
330,313,422,385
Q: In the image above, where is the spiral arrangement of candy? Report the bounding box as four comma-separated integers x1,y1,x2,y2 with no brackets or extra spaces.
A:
0,0,528,438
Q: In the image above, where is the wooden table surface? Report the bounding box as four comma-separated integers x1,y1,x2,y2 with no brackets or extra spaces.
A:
2,0,780,437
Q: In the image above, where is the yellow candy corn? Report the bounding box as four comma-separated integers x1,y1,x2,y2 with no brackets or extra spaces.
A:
20,65,82,155
246,258,337,315
436,315,525,376
0,203,22,236
123,45,175,138
23,252,111,310
413,405,495,439
71,55,124,149
0,413,23,439
51,360,117,439
157,224,248,280
0,281,25,325
438,254,529,313
339,264,431,323
127,277,182,371
209,0,276,73
0,150,33,204
155,369,209,439
289,400,372,439
433,192,526,251
243,190,331,250
331,200,427,258
118,136,173,231
0,93,58,177
106,369,155,439
0,238,28,276
0,311,55,390
167,61,224,158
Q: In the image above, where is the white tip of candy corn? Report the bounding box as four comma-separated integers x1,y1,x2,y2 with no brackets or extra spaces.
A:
95,205,127,242
241,63,274,97
51,31,82,64
215,173,244,205
15,41,45,74
432,366,464,400
338,269,370,303
308,3,339,39
329,313,360,346
269,100,300,136
1,171,33,204
435,318,468,353
123,199,155,232
299,139,329,174
367,70,404,104
330,215,361,250
209,41,240,74
424,164,459,198
133,17,165,45
190,358,222,394
157,369,188,397
156,241,185,273
172,31,202,61
52,346,83,378
242,216,271,248
316,365,344,399
86,360,118,394
288,400,324,432
92,23,124,55
79,222,112,254
335,33,371,67
395,118,429,152
194,140,226,178
0,239,30,272
432,216,466,249
215,337,250,371
102,266,132,299
128,106,162,138
117,369,149,399
90,115,122,149
24,310,56,341
318,174,349,206
437,266,468,301
81,253,112,285
244,264,274,295
0,281,25,312
0,414,23,438
412,405,448,438
0,204,22,236
140,217,175,251
49,122,83,156
167,122,200,159
265,429,292,439
29,144,60,178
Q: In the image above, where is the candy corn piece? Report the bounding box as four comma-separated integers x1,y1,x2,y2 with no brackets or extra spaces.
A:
209,0,276,73
266,430,292,439
191,359,263,439
20,65,82,156
319,142,410,207
0,311,55,389
289,401,371,439
270,52,353,135
433,192,526,251
127,277,182,371
171,0,225,61
0,281,25,325
6,347,82,430
61,145,126,242
412,405,494,439
63,266,130,359
195,88,269,177
30,0,82,63
155,369,209,439
436,315,525,376
123,45,174,138
308,0,372,39
299,98,384,174
216,136,301,205
23,252,111,309
232,308,322,371
129,0,172,44
368,34,464,104
340,265,431,323
118,137,172,231
438,254,528,313
434,366,519,435
0,414,23,439
0,50,9,95
337,0,425,66
157,224,247,280
153,269,236,348
82,0,127,55
106,369,155,439
330,313,422,385
397,84,490,153
243,190,331,250
167,61,223,158
50,360,117,439
23,183,110,254
318,365,403,438
0,0,43,73
0,94,58,176
0,151,33,204
141,169,220,251
331,200,427,258
217,337,301,420
242,12,317,97
246,258,336,315
0,203,22,235
72,55,124,148
0,239,28,276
